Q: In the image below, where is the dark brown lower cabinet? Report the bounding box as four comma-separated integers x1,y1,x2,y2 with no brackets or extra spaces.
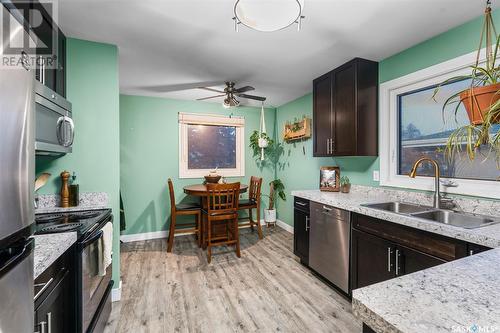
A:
34,247,75,333
351,229,395,289
352,228,447,289
398,244,446,275
34,269,72,333
293,198,310,265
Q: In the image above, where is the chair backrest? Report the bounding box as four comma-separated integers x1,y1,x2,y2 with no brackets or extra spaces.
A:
248,176,262,202
206,182,240,214
167,178,176,214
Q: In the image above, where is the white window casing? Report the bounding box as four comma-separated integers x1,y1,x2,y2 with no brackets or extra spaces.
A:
179,113,245,179
379,48,500,199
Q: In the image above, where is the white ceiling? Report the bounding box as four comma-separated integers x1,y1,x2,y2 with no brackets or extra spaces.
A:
58,0,495,107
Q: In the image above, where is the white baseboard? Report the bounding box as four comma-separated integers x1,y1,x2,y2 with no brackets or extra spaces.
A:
276,219,293,234
120,230,168,243
112,280,122,302
120,219,294,243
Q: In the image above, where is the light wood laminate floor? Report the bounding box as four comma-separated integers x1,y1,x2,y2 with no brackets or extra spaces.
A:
104,227,361,333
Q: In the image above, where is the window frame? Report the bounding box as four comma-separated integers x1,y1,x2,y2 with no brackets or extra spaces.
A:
379,48,500,199
178,113,245,179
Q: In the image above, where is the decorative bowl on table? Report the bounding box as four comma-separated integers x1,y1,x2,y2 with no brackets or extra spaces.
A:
204,175,221,184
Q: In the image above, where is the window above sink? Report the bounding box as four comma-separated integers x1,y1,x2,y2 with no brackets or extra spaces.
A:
379,49,500,199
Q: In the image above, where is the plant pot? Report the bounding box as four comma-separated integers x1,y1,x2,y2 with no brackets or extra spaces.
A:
264,209,276,223
460,83,500,125
340,184,351,193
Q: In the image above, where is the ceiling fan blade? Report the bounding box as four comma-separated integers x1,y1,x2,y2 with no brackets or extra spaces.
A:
234,86,255,93
135,81,224,93
196,94,226,101
237,93,266,102
198,87,225,94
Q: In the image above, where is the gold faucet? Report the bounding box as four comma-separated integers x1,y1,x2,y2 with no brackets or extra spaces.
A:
409,157,442,209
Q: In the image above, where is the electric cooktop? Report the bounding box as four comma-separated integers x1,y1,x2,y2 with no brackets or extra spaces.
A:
35,209,112,237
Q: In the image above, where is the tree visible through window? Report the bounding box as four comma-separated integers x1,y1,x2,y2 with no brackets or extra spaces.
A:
187,125,236,169
178,113,244,178
398,79,498,181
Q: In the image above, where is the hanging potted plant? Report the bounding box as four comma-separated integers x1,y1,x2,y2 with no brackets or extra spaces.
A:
249,126,286,225
433,1,500,161
263,179,286,225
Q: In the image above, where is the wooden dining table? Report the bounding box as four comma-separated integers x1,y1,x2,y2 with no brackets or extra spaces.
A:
183,183,248,249
183,183,248,248
183,183,248,197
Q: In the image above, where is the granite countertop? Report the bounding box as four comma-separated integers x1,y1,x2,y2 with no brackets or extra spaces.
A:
33,232,77,279
292,187,500,248
352,248,500,333
35,191,110,214
291,186,500,333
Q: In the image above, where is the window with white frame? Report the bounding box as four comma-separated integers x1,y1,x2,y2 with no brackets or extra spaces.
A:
178,113,245,178
380,49,500,199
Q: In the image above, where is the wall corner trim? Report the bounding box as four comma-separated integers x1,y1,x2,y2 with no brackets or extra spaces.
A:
112,280,122,302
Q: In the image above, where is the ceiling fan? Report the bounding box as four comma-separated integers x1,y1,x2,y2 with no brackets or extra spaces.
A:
197,81,266,108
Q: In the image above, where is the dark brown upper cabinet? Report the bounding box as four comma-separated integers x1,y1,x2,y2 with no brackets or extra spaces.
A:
10,0,66,97
313,58,378,157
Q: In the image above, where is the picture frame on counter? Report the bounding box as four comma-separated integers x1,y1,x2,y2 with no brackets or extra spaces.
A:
319,166,340,192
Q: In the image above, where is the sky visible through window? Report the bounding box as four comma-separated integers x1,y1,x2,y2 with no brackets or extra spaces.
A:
398,79,498,181
187,124,236,169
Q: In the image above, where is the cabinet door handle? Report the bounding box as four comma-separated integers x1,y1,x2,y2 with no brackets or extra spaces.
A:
469,250,474,256
322,205,332,212
305,216,310,231
296,201,307,206
395,249,400,275
387,247,392,272
47,312,52,333
38,321,47,333
34,277,54,301
326,139,330,154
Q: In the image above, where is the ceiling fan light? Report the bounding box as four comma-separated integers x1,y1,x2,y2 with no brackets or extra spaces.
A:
234,0,304,32
223,96,239,108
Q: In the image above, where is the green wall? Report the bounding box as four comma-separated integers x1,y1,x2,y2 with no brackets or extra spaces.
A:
380,11,500,83
276,11,500,226
35,39,121,286
120,94,276,235
275,94,378,225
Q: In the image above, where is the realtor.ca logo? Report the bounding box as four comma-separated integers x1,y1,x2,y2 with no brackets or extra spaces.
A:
1,0,59,69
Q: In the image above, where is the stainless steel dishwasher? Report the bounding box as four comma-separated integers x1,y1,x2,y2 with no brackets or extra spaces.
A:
309,201,351,294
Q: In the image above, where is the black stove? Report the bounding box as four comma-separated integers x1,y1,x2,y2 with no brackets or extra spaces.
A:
35,209,112,238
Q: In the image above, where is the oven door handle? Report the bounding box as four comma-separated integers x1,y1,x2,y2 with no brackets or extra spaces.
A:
81,230,103,247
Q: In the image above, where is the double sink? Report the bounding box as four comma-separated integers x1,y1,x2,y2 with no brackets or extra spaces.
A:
362,202,500,229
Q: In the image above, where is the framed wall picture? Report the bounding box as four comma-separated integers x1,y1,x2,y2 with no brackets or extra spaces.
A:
320,166,340,192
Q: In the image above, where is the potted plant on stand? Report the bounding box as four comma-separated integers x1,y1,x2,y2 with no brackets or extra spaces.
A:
433,2,500,162
263,179,286,227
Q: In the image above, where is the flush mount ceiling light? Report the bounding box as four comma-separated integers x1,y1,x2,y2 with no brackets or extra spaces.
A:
233,0,305,32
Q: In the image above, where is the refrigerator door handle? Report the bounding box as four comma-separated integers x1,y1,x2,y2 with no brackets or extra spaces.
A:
0,241,31,276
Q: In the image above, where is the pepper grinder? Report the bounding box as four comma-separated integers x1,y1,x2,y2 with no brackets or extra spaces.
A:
60,170,70,208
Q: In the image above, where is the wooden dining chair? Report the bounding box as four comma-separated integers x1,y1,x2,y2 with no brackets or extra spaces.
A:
167,178,201,252
204,182,241,263
238,176,263,239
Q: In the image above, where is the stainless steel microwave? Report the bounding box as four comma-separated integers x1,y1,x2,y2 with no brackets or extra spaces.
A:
35,81,74,155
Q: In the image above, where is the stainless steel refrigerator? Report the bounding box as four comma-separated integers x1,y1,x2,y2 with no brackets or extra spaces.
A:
0,2,36,332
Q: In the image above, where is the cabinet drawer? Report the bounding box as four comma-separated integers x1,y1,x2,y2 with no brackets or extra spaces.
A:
353,213,467,261
294,197,310,212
